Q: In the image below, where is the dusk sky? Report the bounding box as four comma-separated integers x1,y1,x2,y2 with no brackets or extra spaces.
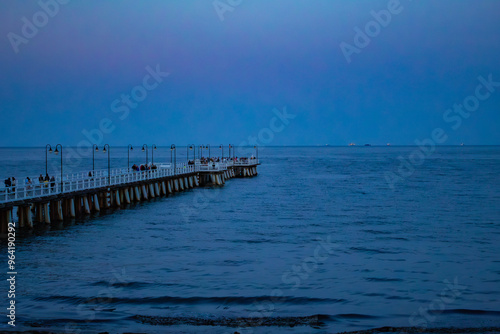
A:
1,0,499,147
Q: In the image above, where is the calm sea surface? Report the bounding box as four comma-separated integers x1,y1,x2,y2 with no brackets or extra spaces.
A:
1,146,499,333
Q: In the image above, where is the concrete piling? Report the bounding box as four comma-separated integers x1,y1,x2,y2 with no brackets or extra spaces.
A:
43,203,51,224
134,187,141,202
93,194,100,212
124,188,131,204
69,198,76,217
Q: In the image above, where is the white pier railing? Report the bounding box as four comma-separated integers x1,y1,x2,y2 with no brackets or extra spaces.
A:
0,163,191,204
0,159,258,204
0,159,259,205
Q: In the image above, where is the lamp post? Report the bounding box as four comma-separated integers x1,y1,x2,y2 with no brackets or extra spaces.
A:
198,145,203,159
127,144,133,172
45,144,52,176
151,144,157,165
103,144,110,185
141,144,148,165
254,145,258,161
53,144,63,192
229,144,235,161
141,144,148,179
187,144,195,162
219,144,224,161
207,144,211,160
92,144,99,175
170,144,176,175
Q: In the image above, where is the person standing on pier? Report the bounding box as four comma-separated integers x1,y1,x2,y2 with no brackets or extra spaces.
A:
50,176,55,191
11,177,16,193
4,178,11,193
44,174,50,193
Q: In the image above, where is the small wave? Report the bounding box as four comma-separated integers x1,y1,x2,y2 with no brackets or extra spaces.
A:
132,314,330,327
432,309,500,316
337,326,500,333
364,277,404,282
350,247,397,254
334,313,379,319
362,229,392,235
89,280,155,289
34,295,343,306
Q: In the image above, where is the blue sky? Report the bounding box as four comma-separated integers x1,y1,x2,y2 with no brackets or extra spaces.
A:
0,0,499,147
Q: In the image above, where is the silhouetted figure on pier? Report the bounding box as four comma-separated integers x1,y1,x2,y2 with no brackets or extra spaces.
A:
39,174,44,183
11,177,16,192
50,176,56,191
4,178,11,193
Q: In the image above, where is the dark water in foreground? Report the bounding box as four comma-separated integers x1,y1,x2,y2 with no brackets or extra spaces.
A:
1,146,500,333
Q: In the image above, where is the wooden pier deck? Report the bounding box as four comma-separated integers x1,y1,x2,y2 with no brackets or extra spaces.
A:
0,159,259,235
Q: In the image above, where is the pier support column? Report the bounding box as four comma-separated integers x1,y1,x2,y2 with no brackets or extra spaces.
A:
69,198,76,217
75,197,82,214
54,201,63,221
135,187,141,201
179,178,185,191
161,181,167,195
25,206,33,228
167,180,173,194
93,194,100,212
18,207,25,228
36,204,43,222
114,190,121,207
174,179,179,192
124,188,131,204
103,192,111,209
0,210,9,235
149,183,155,198
0,209,13,235
155,183,160,196
43,203,51,224
141,185,148,200
83,196,91,214
110,190,115,207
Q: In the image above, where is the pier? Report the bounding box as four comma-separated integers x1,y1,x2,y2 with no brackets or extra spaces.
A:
0,148,259,236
